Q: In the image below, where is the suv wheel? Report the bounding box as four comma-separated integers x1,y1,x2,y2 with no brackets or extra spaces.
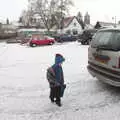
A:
81,41,85,45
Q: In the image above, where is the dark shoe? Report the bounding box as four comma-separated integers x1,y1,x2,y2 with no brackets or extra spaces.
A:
51,99,54,103
49,97,54,103
56,101,62,107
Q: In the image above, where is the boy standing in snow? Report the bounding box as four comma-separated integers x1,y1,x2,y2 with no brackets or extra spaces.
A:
48,54,65,107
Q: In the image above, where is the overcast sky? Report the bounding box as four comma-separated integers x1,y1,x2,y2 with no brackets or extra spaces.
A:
0,0,28,22
0,0,120,24
71,0,120,24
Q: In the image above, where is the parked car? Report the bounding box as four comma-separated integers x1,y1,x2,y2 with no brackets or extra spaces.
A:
78,29,97,45
6,39,21,43
87,28,120,87
19,34,32,44
29,35,55,47
54,34,78,42
21,38,31,44
0,32,17,39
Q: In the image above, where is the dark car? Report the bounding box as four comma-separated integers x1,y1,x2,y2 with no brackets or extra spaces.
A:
54,34,78,42
78,29,97,45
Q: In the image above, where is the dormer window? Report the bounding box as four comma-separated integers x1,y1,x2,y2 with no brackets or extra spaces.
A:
74,23,76,26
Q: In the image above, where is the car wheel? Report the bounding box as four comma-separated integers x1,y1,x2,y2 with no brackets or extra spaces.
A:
49,42,54,45
30,43,37,47
81,41,85,45
86,41,90,45
85,41,88,45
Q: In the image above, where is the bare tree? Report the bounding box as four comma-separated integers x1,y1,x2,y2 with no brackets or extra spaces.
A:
19,7,34,27
28,0,73,31
50,0,74,29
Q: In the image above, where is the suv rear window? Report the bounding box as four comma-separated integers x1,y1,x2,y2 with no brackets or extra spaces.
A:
91,30,120,51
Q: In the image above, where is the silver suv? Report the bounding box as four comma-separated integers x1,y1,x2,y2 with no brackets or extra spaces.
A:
87,28,120,87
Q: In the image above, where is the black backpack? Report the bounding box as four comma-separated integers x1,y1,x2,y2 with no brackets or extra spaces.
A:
46,67,56,84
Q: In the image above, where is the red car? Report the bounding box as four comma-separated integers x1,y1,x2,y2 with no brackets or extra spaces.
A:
29,35,55,47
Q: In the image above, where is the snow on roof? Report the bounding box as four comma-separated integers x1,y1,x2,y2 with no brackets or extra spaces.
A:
17,28,47,32
99,21,115,26
85,24,94,29
63,16,75,28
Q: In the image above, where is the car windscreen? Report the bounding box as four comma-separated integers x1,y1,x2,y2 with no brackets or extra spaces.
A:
91,30,120,51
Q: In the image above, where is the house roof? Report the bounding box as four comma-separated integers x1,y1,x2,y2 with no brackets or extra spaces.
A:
85,24,94,29
63,16,76,28
52,16,83,30
99,21,115,26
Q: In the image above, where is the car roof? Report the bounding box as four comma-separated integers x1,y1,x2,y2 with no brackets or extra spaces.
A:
84,29,97,32
98,28,120,32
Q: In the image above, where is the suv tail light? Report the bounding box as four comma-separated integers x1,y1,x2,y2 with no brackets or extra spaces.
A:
112,57,120,69
118,57,120,68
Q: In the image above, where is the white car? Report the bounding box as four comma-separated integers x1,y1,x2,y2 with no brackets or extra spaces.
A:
87,28,120,87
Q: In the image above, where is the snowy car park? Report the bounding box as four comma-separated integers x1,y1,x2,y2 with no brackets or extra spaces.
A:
0,42,120,120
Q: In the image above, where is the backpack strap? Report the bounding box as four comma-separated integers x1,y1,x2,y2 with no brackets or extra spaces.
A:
47,67,56,84
49,67,55,76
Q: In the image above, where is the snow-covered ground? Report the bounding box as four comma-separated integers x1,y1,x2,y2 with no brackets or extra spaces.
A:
0,42,120,120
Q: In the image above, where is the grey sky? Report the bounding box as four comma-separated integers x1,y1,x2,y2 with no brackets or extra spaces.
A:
0,0,28,22
0,0,120,24
71,0,120,24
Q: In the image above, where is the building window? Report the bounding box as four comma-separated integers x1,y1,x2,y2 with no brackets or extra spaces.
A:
72,29,78,35
66,30,71,34
74,23,77,26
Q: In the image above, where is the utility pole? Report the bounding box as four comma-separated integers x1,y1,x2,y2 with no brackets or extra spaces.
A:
112,16,117,28
114,16,117,28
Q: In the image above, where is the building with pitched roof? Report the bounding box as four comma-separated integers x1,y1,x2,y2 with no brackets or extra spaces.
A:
57,16,83,35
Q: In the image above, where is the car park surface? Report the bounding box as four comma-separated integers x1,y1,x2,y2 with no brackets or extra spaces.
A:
0,42,120,119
